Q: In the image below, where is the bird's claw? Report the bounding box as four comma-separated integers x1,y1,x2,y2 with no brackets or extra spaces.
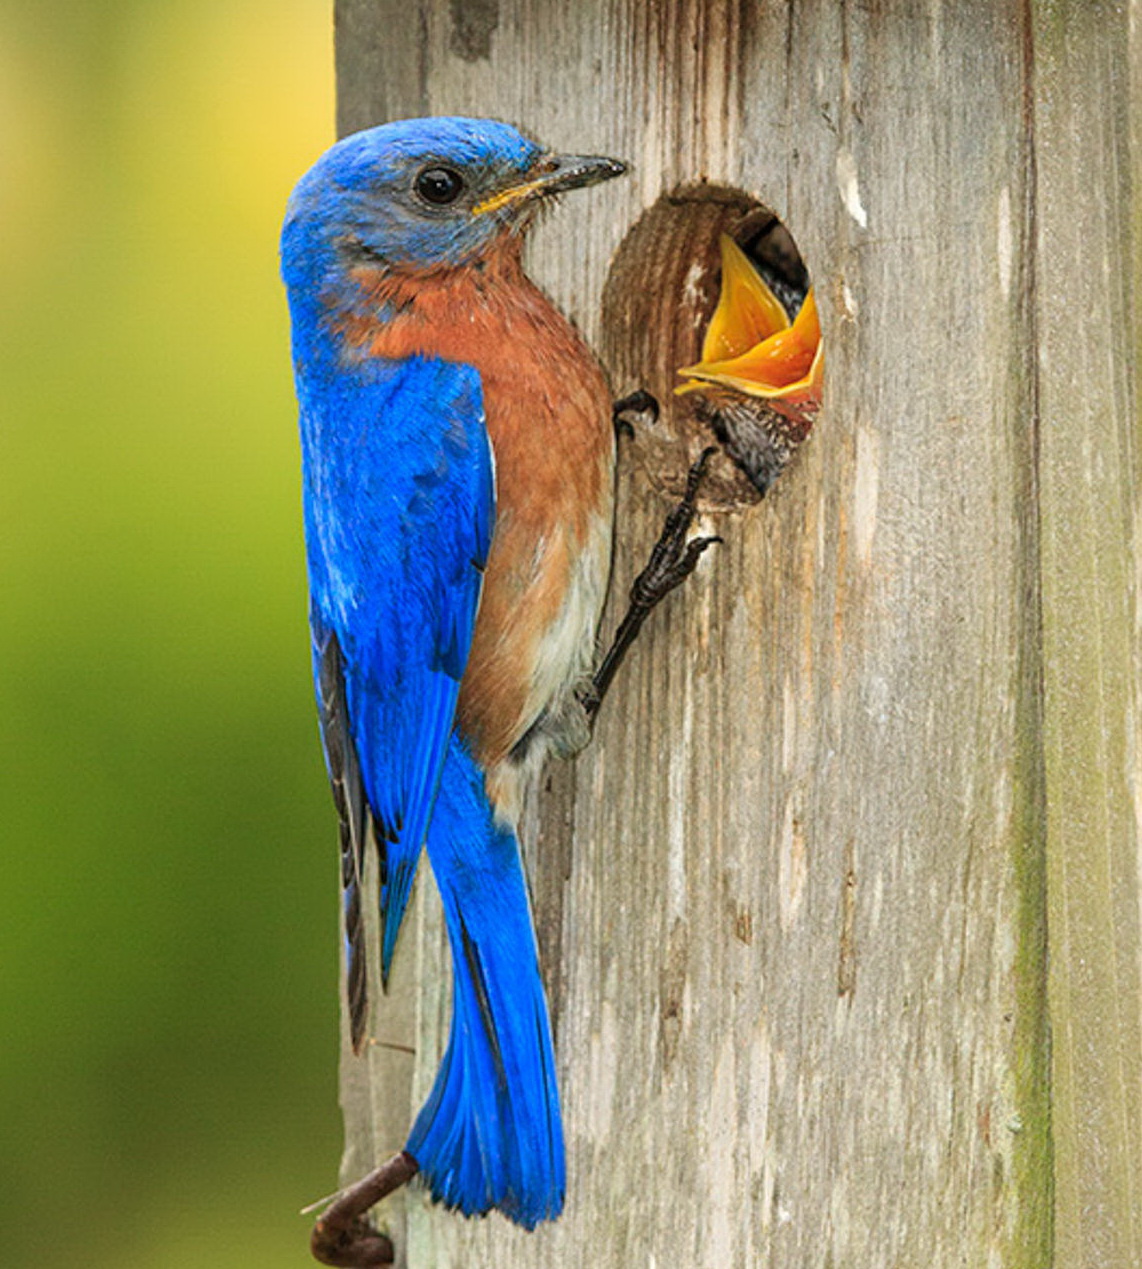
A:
629,447,721,609
612,388,660,440
311,1217,394,1267
584,447,720,720
310,1152,418,1267
631,532,721,608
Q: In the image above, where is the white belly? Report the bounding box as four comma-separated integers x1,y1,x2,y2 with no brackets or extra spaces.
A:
487,503,613,824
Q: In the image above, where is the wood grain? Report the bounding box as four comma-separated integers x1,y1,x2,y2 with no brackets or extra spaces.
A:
327,2,1141,1265
1032,3,1142,1266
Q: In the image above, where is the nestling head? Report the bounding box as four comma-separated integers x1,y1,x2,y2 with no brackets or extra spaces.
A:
281,116,625,286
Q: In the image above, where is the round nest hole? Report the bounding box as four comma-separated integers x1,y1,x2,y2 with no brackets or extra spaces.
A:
601,185,817,510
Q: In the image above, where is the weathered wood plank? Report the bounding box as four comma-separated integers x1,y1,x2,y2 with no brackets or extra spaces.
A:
325,2,1135,1265
1032,3,1142,1265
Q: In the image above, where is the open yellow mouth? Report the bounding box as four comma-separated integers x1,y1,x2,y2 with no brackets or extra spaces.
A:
676,234,823,415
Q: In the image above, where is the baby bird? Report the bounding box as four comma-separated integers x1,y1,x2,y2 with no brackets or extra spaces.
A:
678,233,823,494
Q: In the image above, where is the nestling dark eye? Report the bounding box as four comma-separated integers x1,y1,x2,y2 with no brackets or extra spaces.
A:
415,166,466,205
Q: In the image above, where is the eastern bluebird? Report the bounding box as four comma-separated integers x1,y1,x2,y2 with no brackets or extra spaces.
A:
281,117,625,1264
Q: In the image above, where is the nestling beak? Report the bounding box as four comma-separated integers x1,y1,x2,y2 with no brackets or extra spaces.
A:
473,153,627,216
677,234,824,418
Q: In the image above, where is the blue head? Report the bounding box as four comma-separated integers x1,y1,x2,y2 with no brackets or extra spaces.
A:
281,116,625,292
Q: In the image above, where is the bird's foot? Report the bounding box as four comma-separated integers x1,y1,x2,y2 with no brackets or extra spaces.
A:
583,447,721,721
310,1152,418,1267
627,446,722,605
612,388,659,440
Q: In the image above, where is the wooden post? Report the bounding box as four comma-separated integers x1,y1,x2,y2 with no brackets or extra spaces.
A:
1033,5,1142,1264
329,3,1141,1266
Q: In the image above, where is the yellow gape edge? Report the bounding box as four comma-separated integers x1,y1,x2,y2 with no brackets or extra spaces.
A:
677,233,824,405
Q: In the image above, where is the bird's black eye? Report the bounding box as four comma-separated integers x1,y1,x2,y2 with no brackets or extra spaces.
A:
415,166,466,206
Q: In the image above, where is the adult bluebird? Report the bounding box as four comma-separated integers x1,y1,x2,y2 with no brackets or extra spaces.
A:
281,117,625,1263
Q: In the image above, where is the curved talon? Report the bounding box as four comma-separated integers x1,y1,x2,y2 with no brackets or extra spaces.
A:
655,533,722,595
630,531,721,607
612,388,660,439
311,1218,395,1267
310,1152,419,1267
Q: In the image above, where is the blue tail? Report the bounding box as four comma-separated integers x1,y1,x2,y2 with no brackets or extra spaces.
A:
406,736,565,1229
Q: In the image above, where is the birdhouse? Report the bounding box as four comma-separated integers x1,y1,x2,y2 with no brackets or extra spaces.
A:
327,3,1142,1266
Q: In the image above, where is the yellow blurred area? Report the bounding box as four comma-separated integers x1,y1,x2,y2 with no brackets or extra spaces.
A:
118,0,335,234
0,4,348,1268
1,0,334,271
0,30,63,266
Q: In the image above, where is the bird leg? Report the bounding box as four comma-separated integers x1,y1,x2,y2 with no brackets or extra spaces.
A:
310,1151,418,1267
583,445,721,723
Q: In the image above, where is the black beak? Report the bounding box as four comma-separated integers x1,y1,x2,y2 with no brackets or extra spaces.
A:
473,152,627,216
531,153,627,197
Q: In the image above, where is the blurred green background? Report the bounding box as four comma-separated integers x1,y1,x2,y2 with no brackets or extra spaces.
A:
0,3,344,1265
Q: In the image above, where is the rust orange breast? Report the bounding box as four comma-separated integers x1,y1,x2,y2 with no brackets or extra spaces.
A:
337,246,615,770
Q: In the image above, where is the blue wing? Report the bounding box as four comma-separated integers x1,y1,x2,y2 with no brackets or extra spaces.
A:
300,354,494,1048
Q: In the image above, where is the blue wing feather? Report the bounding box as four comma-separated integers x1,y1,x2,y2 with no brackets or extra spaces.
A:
300,354,494,1025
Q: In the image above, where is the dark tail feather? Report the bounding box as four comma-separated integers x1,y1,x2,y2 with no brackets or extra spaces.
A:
340,818,368,1047
405,737,565,1228
315,628,371,1050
